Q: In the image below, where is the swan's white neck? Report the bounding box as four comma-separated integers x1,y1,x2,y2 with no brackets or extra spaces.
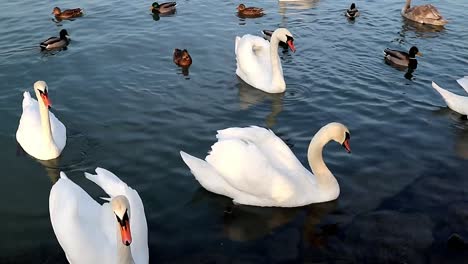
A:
35,90,59,156
402,0,411,14
269,31,286,93
116,223,134,264
306,126,340,199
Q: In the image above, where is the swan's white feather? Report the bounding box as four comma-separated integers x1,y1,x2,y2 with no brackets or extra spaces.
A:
50,169,148,264
432,81,468,115
16,91,66,160
456,76,468,94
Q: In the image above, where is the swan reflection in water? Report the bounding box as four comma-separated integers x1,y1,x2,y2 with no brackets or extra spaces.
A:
223,199,338,243
237,78,284,128
432,107,468,159
400,18,446,39
16,143,61,183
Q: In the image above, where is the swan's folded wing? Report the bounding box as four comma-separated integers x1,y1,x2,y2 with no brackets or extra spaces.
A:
206,139,296,203
216,126,305,172
236,35,271,82
85,168,149,264
49,172,115,263
457,76,468,94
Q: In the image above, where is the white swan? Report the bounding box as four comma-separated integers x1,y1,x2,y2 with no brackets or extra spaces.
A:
432,77,468,117
16,80,66,160
235,28,296,93
49,168,149,264
180,122,351,207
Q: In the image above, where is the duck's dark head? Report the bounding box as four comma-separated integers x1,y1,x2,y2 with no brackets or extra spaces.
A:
151,2,160,10
350,3,356,9
52,7,61,15
409,46,422,58
59,29,69,39
237,4,246,11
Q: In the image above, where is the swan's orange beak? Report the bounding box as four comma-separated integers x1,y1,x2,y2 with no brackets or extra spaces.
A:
342,138,351,153
120,219,132,246
287,40,296,53
40,93,52,109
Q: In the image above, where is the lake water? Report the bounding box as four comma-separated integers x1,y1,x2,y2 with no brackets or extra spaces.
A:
1,0,468,263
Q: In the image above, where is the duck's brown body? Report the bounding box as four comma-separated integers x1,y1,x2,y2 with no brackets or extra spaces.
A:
237,4,264,18
53,7,83,20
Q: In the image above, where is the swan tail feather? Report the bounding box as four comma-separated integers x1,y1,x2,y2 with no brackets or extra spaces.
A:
457,76,468,94
180,151,228,196
85,168,127,197
432,81,468,114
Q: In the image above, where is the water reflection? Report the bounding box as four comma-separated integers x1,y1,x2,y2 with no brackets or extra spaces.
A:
384,59,417,80
223,200,337,243
237,79,284,128
400,18,446,39
432,107,468,159
279,0,320,12
36,157,61,183
152,11,176,21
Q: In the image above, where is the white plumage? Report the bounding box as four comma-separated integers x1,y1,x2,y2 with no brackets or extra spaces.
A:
432,76,468,116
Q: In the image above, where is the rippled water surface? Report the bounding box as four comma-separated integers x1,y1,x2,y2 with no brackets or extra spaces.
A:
1,0,468,263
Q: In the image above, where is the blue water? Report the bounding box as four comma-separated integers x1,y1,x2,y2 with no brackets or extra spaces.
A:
1,0,467,263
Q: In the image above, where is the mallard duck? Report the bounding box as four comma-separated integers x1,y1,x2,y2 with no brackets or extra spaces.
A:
173,49,192,67
345,3,359,18
52,7,83,20
40,29,70,51
384,46,422,69
237,4,264,18
262,30,288,49
150,2,176,14
402,0,447,26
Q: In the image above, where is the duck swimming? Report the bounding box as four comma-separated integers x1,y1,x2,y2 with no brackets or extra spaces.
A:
150,2,176,14
384,46,422,69
345,3,359,19
40,29,70,51
173,49,192,67
401,0,447,26
237,4,264,18
52,7,83,20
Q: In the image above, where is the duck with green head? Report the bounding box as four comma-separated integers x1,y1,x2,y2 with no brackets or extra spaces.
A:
384,46,422,69
150,2,176,14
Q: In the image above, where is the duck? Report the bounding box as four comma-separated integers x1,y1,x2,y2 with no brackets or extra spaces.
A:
235,28,296,93
384,46,422,69
49,168,149,264
150,2,176,14
180,122,351,207
52,7,83,20
237,4,264,17
40,29,70,51
16,81,66,161
402,0,447,26
432,77,468,119
262,30,288,49
173,49,192,67
345,3,360,18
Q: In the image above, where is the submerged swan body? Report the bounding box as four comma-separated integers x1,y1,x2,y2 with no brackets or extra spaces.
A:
235,28,296,93
49,168,149,264
16,81,66,160
180,123,351,207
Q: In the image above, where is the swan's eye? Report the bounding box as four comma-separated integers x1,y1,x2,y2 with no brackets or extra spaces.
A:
115,210,129,227
286,35,294,42
345,132,350,140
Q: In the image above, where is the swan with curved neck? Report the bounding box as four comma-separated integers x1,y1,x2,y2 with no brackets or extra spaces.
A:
401,0,447,26
235,28,295,93
16,80,66,160
180,122,351,207
49,169,149,263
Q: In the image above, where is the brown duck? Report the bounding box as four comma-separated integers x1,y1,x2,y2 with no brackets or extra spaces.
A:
173,49,192,67
52,7,83,20
237,4,264,18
